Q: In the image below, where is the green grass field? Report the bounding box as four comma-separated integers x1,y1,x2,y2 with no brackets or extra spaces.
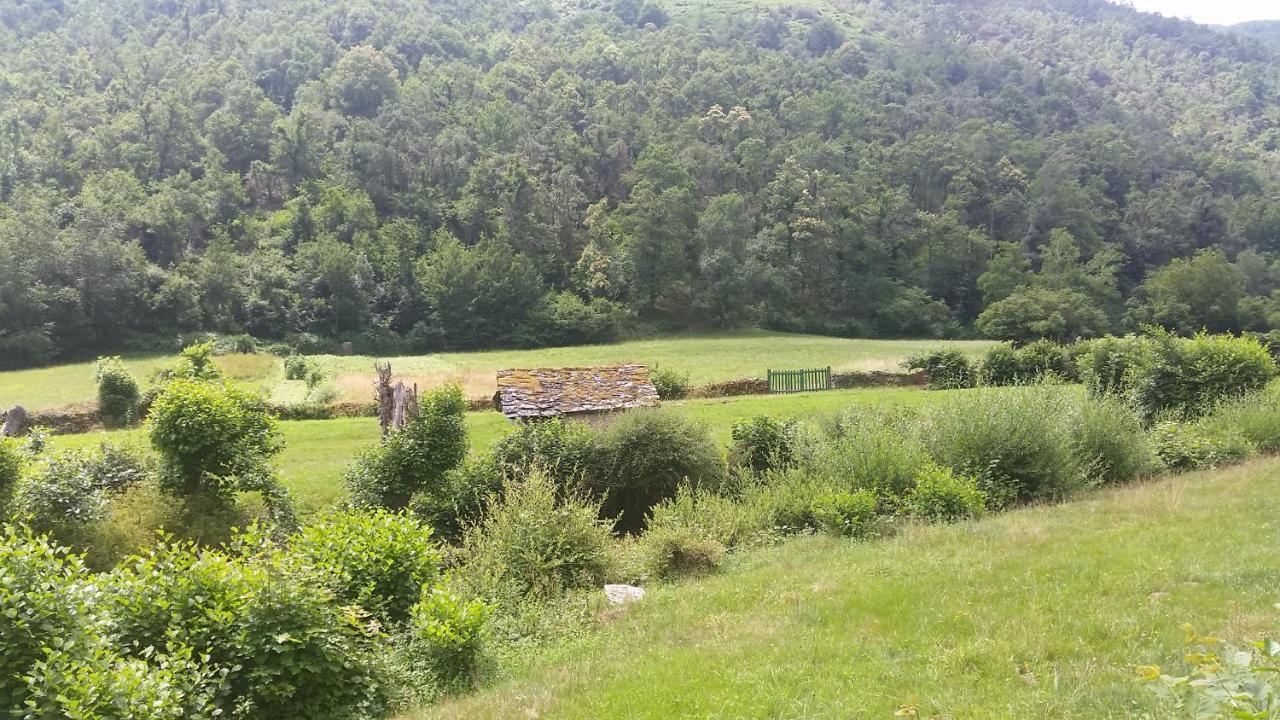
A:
52,385,939,512
1,332,992,411
414,458,1280,719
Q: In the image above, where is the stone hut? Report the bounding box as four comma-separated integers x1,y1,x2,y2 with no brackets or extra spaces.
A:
493,364,660,424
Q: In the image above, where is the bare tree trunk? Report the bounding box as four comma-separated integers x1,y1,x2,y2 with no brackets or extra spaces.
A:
391,381,419,432
375,363,394,441
1,405,26,438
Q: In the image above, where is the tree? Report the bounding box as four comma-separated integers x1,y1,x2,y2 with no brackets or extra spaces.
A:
1129,248,1245,334
329,46,399,118
416,234,544,349
975,287,1110,344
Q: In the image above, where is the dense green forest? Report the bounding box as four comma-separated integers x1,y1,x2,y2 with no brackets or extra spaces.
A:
2,0,1279,368
1225,20,1280,49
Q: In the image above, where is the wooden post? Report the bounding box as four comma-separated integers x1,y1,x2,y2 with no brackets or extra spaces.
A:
375,363,394,441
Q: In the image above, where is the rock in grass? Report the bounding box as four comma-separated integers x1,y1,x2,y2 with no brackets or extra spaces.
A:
604,584,646,605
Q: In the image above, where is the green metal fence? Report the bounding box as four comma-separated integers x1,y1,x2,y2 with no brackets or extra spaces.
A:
767,367,832,393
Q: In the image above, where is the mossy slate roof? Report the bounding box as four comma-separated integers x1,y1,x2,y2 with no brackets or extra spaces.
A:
493,365,660,420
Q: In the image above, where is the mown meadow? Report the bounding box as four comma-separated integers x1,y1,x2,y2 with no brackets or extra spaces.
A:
0,331,991,410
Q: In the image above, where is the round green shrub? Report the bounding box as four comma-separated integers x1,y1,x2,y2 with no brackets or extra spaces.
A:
290,509,442,626
905,463,985,523
811,489,879,538
22,644,220,719
346,384,468,510
13,443,153,548
904,349,976,390
979,344,1024,386
588,409,727,533
460,469,614,599
729,415,800,474
492,418,595,489
94,356,141,427
650,366,691,399
147,379,281,499
396,587,491,693
924,387,1083,509
1071,394,1156,485
640,523,726,579
283,354,313,381
813,408,929,507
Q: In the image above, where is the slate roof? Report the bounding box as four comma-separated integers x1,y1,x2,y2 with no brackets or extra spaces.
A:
494,364,660,420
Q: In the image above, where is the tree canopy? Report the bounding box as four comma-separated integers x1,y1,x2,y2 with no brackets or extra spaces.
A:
2,0,1280,364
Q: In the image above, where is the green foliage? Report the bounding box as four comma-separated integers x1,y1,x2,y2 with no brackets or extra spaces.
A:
812,408,929,506
173,342,223,382
1142,625,1280,720
1150,421,1251,472
460,469,614,599
1078,335,1148,397
588,409,727,533
393,587,492,695
1200,387,1280,454
728,415,800,474
1130,332,1276,421
104,540,379,719
492,418,595,490
640,523,727,580
346,384,468,510
283,354,313,381
0,437,22,512
94,356,141,427
0,525,97,710
650,366,692,400
408,458,504,545
904,349,975,390
924,387,1083,509
147,379,281,499
1130,249,1246,334
12,443,152,547
811,489,879,538
1072,394,1157,485
905,463,985,523
290,510,442,627
975,287,1110,344
22,644,221,720
518,292,625,348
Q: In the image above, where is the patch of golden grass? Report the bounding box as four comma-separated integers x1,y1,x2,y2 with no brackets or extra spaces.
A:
332,369,498,403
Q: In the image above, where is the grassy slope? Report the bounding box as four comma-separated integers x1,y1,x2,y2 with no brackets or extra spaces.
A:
418,459,1280,719
0,331,991,410
52,385,936,511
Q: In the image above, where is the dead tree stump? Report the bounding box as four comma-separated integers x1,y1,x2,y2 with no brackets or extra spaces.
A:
376,363,395,441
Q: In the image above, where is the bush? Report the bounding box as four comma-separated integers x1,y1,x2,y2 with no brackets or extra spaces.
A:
811,489,879,538
979,344,1023,386
0,437,22,512
0,525,97,709
460,469,614,599
1200,387,1280,454
147,379,282,500
645,484,763,550
651,366,691,400
346,384,468,510
588,409,726,533
1084,332,1277,421
1072,394,1157,485
290,510,442,626
905,463,985,522
923,387,1083,509
408,458,503,545
809,408,929,507
94,356,141,427
284,354,314,381
394,587,491,694
981,340,1074,386
171,341,223,382
1144,625,1280,718
82,482,183,571
729,415,800,474
11,444,151,549
1078,335,1147,397
738,467,836,533
640,523,726,580
492,418,595,489
22,644,221,719
904,349,975,390
104,540,379,719
1150,421,1251,472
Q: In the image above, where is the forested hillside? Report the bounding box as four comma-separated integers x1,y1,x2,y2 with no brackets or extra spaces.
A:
2,0,1279,367
1226,20,1280,49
